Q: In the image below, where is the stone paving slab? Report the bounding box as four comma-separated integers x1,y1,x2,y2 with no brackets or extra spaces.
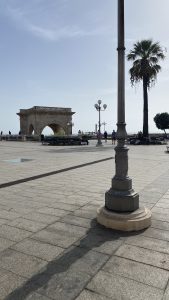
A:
11,238,65,261
87,270,164,300
0,269,26,299
32,229,79,248
0,142,169,299
0,249,47,278
103,256,169,289
115,243,169,270
8,218,48,232
76,290,112,300
0,224,32,241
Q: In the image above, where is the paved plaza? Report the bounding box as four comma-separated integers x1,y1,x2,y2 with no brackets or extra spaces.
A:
0,140,169,299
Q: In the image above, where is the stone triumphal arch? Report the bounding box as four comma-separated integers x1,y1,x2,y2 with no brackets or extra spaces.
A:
17,106,75,136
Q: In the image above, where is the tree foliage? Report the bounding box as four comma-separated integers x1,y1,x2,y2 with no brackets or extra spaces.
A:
127,39,165,88
127,39,165,138
154,113,169,134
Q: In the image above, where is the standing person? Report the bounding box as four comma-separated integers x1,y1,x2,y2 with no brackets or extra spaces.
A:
104,131,108,143
9,131,11,135
112,130,116,145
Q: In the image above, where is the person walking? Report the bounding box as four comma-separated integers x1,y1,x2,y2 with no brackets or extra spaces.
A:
104,131,108,143
111,130,116,145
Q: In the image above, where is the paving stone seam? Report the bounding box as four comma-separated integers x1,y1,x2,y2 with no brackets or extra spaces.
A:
151,224,169,232
114,250,169,272
8,243,64,263
0,157,113,189
0,223,41,236
4,243,110,300
163,277,169,296
80,288,113,300
135,233,169,245
102,257,169,291
125,238,169,253
86,272,165,299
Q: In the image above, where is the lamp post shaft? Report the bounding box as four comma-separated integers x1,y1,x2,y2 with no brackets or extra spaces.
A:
95,101,106,146
105,0,139,212
96,0,151,231
98,107,101,135
118,0,125,125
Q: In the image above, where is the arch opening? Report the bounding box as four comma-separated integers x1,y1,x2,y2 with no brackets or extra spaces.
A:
42,124,65,136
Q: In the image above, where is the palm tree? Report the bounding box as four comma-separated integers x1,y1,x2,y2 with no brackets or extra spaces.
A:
127,39,165,138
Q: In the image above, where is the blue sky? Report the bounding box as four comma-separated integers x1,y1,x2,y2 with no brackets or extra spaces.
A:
0,0,169,134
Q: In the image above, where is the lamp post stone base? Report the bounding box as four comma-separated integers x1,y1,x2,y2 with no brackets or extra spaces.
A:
105,187,139,212
97,206,151,232
96,142,103,147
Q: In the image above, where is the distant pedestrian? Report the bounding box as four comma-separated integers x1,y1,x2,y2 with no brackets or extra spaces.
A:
0,131,3,135
9,131,11,135
112,130,116,145
104,131,108,143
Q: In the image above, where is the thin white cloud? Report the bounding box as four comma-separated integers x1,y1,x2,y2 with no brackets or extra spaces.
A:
28,24,111,41
4,3,112,41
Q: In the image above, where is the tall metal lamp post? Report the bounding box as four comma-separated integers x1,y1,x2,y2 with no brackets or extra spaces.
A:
97,0,151,231
94,100,107,146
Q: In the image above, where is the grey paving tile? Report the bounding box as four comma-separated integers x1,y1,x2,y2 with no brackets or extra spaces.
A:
60,214,96,228
155,203,169,209
21,293,50,300
142,227,169,242
37,207,69,217
11,238,65,262
126,235,169,255
103,256,169,289
0,218,8,225
48,221,88,237
10,207,35,215
152,207,169,214
0,210,21,220
0,268,26,299
8,218,47,232
163,284,169,300
0,236,15,252
76,234,123,255
0,249,47,278
62,247,109,276
152,212,169,222
23,212,60,224
47,202,80,212
76,289,111,300
151,219,169,231
73,209,97,219
115,244,169,270
32,229,78,248
87,270,163,300
0,224,32,241
37,270,91,300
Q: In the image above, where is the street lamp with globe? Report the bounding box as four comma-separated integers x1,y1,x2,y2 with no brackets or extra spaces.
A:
94,100,107,146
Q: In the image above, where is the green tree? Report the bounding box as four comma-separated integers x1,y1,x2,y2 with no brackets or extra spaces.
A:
127,40,165,138
154,112,169,135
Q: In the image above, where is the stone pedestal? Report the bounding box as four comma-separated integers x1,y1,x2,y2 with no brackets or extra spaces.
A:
97,206,151,232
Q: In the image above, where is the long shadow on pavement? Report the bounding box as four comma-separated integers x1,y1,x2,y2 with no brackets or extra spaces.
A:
5,219,143,300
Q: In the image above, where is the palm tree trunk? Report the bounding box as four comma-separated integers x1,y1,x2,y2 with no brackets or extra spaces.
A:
143,76,149,138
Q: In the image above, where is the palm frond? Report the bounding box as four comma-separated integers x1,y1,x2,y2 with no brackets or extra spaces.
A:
127,39,165,88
